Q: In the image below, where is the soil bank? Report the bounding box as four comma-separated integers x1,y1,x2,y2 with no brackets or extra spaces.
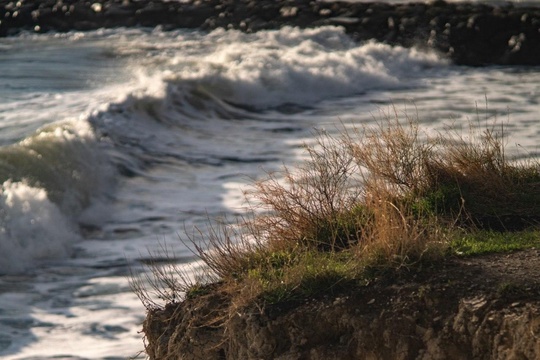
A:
144,249,540,359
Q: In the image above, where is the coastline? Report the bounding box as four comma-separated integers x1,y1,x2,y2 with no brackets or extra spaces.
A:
1,0,540,65
138,113,540,360
144,250,540,359
3,2,540,359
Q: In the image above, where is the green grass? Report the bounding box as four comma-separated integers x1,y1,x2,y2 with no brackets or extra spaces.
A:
247,250,361,303
450,229,540,256
218,229,540,305
196,228,540,305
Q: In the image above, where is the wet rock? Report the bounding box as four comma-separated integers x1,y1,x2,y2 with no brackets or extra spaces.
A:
280,6,298,18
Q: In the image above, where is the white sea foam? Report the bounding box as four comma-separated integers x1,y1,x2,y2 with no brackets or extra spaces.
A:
78,26,446,116
162,27,447,108
0,119,117,274
83,26,448,173
0,181,76,274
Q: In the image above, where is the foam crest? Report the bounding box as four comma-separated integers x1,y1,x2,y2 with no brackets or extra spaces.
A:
0,120,115,215
0,181,77,274
0,120,117,273
166,27,447,108
84,27,448,175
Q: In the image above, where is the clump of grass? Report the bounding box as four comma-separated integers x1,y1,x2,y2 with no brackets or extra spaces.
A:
422,125,540,230
242,250,361,304
135,110,540,312
348,113,540,230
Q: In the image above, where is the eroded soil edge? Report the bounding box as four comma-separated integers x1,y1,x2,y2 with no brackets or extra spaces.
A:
143,249,540,360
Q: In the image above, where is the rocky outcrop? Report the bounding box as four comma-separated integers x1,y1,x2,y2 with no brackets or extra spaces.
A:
2,0,540,65
143,250,540,359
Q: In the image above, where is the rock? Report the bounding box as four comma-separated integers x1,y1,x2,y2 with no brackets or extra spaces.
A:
280,6,298,18
91,3,102,13
319,8,332,16
1,0,540,65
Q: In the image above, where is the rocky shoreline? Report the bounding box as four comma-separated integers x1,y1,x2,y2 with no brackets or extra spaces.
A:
2,0,540,65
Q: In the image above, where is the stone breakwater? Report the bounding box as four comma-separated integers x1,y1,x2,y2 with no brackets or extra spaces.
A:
2,0,540,66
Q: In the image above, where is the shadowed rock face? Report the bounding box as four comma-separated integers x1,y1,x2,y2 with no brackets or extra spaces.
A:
143,250,540,360
2,0,540,66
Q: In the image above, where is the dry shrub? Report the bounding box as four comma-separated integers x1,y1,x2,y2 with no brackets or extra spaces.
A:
177,113,451,302
137,109,539,311
187,216,265,280
246,130,365,252
424,124,540,230
356,190,449,269
130,248,211,310
347,111,433,195
347,110,540,231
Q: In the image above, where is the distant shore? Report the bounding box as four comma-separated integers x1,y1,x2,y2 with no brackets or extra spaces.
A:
2,0,540,65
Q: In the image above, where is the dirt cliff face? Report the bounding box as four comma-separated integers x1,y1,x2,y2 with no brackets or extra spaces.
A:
143,250,540,359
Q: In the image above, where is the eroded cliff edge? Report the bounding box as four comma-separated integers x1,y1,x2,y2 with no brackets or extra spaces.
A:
143,249,540,360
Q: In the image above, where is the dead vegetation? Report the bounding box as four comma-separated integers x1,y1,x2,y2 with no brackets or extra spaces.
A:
133,110,540,358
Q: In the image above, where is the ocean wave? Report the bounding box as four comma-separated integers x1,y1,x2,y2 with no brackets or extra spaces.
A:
0,180,76,274
0,120,114,214
0,120,115,274
88,26,449,111
158,26,448,109
87,26,448,167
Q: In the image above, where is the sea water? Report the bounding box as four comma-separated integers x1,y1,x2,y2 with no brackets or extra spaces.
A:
0,25,538,359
